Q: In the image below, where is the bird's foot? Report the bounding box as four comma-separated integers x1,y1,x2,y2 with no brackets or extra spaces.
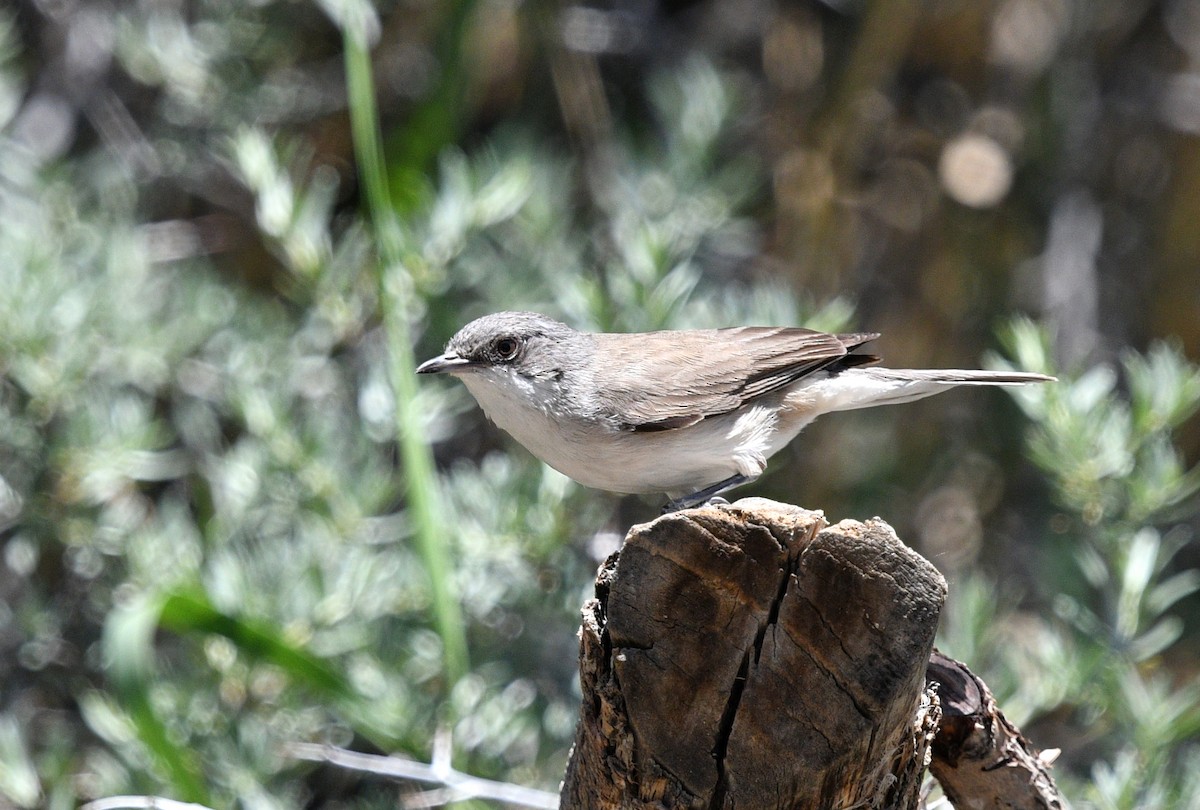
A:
661,475,750,513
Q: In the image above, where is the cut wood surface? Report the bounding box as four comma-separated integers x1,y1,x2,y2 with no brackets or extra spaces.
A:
561,498,948,809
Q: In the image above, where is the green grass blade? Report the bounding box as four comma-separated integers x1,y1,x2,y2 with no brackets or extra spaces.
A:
158,591,350,698
102,595,209,804
156,590,410,750
343,25,469,686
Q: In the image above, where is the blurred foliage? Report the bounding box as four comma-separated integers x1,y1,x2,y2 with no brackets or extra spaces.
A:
932,324,1200,807
1,0,1198,807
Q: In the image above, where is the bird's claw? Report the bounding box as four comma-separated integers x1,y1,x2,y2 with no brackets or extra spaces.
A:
660,476,749,513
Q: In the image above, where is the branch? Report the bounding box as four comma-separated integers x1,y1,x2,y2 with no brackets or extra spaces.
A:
81,798,216,810
926,651,1066,809
287,742,559,809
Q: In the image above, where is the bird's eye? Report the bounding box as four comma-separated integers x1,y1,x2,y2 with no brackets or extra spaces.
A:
493,337,520,361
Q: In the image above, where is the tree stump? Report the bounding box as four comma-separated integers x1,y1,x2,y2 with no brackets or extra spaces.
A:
561,498,947,809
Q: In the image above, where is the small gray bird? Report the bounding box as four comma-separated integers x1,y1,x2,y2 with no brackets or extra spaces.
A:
417,312,1052,510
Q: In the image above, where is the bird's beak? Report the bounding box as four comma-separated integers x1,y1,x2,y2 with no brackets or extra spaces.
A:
416,352,473,374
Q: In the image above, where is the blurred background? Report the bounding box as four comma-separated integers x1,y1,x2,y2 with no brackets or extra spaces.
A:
1,0,1198,807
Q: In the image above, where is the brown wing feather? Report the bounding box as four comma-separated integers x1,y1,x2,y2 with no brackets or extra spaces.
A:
592,326,879,430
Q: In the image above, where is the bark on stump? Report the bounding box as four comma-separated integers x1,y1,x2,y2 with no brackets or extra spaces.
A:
561,498,947,810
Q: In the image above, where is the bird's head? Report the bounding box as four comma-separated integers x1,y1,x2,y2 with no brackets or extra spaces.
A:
417,311,582,382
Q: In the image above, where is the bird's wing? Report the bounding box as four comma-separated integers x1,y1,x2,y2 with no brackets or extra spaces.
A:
591,326,879,431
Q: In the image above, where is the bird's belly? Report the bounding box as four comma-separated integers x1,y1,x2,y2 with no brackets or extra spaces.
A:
550,428,745,495
468,381,781,495
524,425,747,495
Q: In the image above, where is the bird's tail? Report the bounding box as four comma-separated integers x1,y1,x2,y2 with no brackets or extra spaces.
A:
815,367,1055,411
869,368,1056,386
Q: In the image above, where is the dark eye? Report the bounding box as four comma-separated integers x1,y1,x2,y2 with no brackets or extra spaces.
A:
493,337,520,361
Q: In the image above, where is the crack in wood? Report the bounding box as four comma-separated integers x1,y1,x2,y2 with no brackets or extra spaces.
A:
708,544,800,810
707,644,751,810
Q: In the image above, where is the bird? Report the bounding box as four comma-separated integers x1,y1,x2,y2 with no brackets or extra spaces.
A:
416,311,1053,511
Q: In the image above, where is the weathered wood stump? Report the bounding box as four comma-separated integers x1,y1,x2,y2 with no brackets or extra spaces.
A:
561,498,945,809
560,498,1063,810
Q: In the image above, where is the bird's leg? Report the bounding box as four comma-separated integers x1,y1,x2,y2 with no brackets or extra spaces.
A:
662,474,752,513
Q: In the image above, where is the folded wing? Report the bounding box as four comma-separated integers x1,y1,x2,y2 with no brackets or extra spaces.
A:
592,326,879,431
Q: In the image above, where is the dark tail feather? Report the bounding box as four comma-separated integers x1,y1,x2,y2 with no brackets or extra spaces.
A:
870,369,1056,386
